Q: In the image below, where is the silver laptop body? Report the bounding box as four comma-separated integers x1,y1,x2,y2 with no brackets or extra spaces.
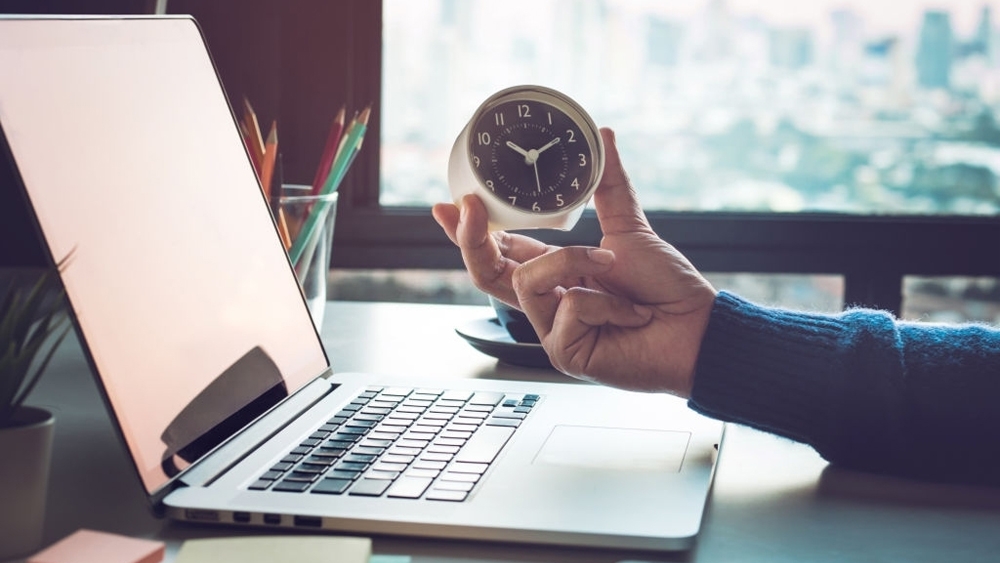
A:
0,15,723,552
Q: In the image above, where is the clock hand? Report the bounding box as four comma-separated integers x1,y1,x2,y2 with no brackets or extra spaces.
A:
505,141,532,164
533,159,542,194
535,137,561,155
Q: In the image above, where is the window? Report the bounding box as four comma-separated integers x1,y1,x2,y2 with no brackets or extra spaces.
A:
382,0,1000,216
331,0,999,317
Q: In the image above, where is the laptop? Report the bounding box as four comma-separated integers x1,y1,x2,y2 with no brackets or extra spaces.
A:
0,15,724,552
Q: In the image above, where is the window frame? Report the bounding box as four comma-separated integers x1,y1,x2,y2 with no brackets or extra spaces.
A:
333,1,1000,315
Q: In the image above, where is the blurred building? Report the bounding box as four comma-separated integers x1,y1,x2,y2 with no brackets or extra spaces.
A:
769,27,813,69
916,11,953,90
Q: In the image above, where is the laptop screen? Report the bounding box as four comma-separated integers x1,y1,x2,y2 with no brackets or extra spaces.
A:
0,17,328,495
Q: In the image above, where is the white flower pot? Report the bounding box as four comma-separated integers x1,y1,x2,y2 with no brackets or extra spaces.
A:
0,406,55,560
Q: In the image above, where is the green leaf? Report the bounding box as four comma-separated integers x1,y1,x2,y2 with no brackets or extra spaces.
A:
0,256,73,428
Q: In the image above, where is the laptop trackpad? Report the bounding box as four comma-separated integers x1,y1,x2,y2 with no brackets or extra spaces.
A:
533,425,690,472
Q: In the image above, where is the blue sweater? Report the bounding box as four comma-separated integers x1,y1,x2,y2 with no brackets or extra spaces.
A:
688,291,1000,485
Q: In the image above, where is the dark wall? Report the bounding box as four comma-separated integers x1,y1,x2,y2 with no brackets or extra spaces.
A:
0,1,368,267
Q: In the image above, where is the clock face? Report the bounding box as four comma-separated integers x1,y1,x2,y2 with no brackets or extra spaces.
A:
469,97,598,214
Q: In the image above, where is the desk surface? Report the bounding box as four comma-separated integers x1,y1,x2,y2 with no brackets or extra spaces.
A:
18,301,1000,562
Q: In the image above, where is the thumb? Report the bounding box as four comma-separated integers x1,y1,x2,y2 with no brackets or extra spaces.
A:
593,127,651,236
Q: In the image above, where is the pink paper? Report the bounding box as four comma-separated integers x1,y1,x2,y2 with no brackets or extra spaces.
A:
29,529,164,563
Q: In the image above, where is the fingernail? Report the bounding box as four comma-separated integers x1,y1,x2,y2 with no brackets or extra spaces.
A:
588,248,614,264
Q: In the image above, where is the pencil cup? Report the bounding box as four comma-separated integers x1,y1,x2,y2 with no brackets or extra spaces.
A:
277,186,338,331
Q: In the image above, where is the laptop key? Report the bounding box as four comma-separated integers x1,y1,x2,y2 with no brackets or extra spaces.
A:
425,489,468,502
434,438,466,447
311,478,352,495
248,479,273,491
448,462,488,474
386,476,433,499
326,469,363,480
335,461,369,473
420,452,453,462
439,472,479,483
485,417,520,428
349,478,392,497
343,453,378,464
432,480,474,492
404,468,439,479
273,480,311,492
440,390,473,402
454,425,514,464
412,460,447,471
469,392,504,406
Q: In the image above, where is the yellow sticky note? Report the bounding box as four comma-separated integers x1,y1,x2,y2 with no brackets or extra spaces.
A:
174,536,372,563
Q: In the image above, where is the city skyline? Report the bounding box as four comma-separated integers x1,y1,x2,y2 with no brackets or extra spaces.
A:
388,0,1000,41
621,0,1000,37
382,0,1000,216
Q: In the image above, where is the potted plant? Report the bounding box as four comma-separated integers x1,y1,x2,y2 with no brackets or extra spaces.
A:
0,262,71,559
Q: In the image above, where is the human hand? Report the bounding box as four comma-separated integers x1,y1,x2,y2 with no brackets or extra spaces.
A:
432,128,717,397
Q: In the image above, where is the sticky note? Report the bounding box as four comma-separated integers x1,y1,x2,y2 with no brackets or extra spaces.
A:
29,529,164,563
174,536,372,563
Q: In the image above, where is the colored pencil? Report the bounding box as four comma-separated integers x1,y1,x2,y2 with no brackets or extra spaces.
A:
310,105,346,196
276,207,293,250
287,105,370,266
259,120,278,199
242,97,266,175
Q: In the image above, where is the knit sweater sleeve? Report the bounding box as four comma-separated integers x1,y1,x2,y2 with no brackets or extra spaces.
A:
688,291,1000,485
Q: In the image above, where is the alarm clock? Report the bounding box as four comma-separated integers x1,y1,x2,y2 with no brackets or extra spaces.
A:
448,85,605,231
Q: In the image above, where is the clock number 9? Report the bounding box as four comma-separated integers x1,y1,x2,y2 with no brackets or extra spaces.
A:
473,155,480,167
485,180,495,191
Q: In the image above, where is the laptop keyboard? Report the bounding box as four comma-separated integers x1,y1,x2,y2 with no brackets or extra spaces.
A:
248,386,538,502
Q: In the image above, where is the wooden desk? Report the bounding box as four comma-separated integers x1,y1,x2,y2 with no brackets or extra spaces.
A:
17,301,1000,562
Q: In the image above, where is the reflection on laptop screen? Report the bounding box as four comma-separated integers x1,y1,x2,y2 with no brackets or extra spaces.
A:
0,17,328,494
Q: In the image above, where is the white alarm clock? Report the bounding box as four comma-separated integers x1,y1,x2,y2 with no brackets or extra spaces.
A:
448,85,605,231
